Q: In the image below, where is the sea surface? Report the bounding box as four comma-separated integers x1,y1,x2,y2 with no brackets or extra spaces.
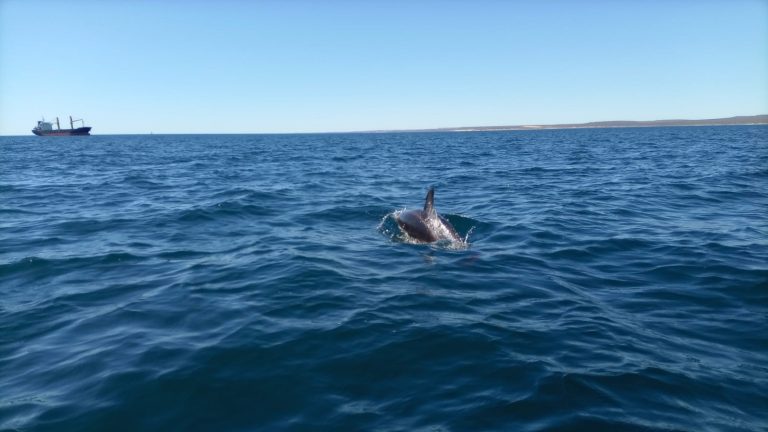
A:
1,126,767,431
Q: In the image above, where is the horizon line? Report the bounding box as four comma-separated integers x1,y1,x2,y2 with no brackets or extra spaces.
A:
3,114,767,137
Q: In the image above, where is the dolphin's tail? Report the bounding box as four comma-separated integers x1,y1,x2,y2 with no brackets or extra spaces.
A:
423,187,436,216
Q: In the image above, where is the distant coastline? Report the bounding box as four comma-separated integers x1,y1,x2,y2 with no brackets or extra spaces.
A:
375,115,768,133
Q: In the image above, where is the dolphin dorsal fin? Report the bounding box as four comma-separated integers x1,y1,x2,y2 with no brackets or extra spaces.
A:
423,187,436,216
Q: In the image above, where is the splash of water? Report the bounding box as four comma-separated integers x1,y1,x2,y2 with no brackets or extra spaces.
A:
378,211,471,250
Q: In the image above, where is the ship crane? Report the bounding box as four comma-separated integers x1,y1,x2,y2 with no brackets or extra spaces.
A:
70,116,85,129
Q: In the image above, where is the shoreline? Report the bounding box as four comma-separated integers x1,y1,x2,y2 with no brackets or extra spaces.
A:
374,115,768,133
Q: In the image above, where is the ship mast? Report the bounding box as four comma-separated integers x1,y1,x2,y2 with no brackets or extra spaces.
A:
56,117,60,130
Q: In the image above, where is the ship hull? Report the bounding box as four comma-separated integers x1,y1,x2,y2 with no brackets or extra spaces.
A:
32,127,92,136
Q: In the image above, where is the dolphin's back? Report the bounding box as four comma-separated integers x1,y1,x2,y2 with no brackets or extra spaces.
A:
396,210,437,242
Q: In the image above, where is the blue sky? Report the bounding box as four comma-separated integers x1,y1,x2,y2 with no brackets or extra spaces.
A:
1,0,766,134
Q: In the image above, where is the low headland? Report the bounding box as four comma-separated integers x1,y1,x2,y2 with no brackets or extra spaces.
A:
378,114,768,133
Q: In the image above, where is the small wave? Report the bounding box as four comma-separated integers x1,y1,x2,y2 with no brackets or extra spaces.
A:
0,207,45,216
175,200,276,222
1,252,143,276
120,174,164,189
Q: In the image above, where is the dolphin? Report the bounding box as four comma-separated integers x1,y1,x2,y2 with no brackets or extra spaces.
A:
396,187,462,243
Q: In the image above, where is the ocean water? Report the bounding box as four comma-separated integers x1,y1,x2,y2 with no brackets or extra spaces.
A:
1,126,766,431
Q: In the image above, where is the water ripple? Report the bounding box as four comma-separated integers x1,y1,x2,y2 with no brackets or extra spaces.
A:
1,127,767,431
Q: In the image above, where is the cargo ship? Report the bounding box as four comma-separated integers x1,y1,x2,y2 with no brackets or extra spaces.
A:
32,116,92,136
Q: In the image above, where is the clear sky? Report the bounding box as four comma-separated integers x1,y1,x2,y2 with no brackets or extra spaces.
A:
1,0,766,135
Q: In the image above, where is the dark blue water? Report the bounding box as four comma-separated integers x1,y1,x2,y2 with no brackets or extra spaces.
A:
1,126,767,431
